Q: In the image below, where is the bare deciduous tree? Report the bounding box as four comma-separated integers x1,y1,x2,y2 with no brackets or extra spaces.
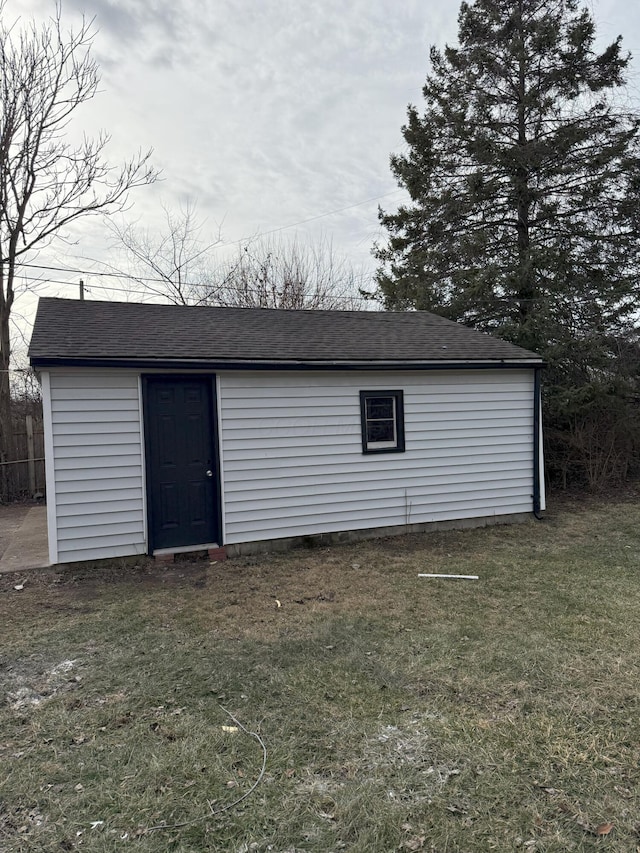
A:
113,205,365,310
0,1,157,494
218,235,363,310
109,203,220,306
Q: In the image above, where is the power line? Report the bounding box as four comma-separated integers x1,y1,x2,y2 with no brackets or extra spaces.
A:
14,274,375,304
18,262,169,282
16,262,376,289
14,264,626,310
15,186,403,283
13,186,404,288
216,189,405,242
17,273,626,309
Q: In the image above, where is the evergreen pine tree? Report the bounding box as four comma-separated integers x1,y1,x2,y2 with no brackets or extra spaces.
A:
374,0,640,486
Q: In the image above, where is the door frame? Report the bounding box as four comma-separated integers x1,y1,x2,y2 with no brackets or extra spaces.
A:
141,373,223,554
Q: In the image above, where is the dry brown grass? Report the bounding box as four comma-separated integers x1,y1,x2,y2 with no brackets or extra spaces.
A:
1,496,640,851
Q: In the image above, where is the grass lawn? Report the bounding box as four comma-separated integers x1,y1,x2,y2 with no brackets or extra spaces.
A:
1,497,640,852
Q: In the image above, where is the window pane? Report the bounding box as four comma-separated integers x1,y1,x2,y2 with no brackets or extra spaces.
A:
367,420,395,443
366,397,394,420
360,390,404,453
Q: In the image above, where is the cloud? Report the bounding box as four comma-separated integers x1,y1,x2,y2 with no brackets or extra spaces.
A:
62,0,218,70
6,0,640,321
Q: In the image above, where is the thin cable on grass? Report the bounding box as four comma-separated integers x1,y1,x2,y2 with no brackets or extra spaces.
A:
146,706,267,833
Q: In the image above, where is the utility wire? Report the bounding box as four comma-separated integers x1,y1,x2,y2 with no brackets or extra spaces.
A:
16,273,624,307
16,263,376,288
18,262,166,281
204,188,405,244
13,186,403,289
15,274,375,303
15,185,403,281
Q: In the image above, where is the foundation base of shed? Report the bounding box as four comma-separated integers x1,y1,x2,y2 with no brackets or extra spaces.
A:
225,511,536,558
153,542,226,563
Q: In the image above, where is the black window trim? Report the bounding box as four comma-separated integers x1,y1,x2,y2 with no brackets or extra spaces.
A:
359,390,405,454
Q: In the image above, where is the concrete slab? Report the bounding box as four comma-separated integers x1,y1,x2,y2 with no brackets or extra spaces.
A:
0,505,48,573
0,504,31,555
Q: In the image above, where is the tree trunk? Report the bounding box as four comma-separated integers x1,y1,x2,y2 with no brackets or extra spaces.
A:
0,307,13,502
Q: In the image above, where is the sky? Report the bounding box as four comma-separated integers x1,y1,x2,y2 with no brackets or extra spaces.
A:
6,0,640,349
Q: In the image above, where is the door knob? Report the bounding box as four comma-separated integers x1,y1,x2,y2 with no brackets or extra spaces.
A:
205,469,213,477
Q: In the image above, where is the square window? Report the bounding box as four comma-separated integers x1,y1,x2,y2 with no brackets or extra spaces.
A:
360,390,405,454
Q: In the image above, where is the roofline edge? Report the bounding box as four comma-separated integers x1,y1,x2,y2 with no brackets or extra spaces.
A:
30,356,546,371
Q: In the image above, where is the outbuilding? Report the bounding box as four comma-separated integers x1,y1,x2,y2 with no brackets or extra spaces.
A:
28,297,545,565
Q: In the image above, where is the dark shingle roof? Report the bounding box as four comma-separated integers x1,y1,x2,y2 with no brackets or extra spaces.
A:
29,298,541,367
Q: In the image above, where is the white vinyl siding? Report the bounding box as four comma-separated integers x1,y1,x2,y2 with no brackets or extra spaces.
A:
48,371,146,562
218,370,535,544
43,366,537,562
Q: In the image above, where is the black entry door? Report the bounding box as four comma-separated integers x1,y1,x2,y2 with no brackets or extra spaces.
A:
144,377,220,551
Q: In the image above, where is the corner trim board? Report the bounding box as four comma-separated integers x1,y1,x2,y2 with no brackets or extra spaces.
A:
137,375,149,553
210,374,224,546
533,367,542,515
215,375,226,545
40,371,58,565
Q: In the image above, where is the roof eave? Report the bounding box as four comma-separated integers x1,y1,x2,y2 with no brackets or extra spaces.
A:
30,355,546,371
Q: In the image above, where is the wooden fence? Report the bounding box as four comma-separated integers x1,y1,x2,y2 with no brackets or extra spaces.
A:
1,414,46,501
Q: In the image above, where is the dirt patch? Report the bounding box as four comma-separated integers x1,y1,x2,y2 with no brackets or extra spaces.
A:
0,519,534,642
0,556,213,592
